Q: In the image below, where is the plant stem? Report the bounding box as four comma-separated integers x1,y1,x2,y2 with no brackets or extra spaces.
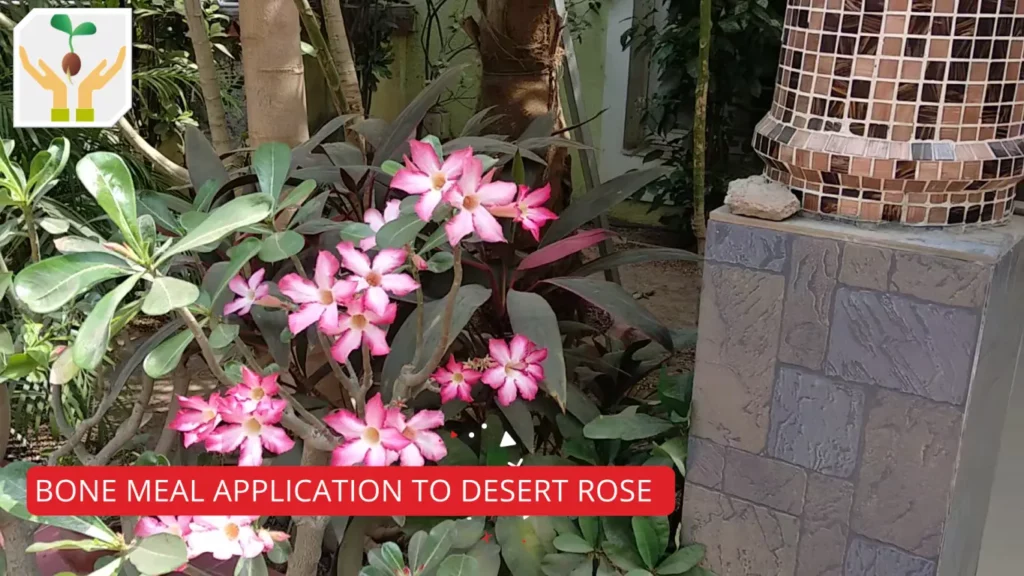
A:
155,365,190,457
411,266,425,366
50,384,94,463
692,0,711,255
177,307,234,388
49,365,111,465
291,0,350,116
287,443,331,576
23,207,40,263
92,375,154,465
321,0,364,115
360,342,372,404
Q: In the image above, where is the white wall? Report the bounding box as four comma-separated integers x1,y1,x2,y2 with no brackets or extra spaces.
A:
597,0,646,182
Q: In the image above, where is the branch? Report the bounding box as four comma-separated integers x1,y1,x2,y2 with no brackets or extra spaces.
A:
177,307,233,388
0,382,11,467
0,511,40,576
155,365,190,457
50,384,95,464
91,375,155,465
322,0,365,115
394,246,462,400
286,444,331,576
116,118,189,184
292,0,350,116
48,366,113,465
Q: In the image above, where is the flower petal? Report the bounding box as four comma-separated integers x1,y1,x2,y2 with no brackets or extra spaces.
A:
336,241,372,277
364,286,391,318
205,425,246,453
238,436,264,467
330,328,363,362
223,298,252,317
477,181,517,206
323,409,366,438
318,302,339,333
314,251,340,290
372,248,407,274
472,208,506,243
409,140,441,174
406,410,445,431
288,303,325,335
241,366,260,389
414,430,448,462
509,334,532,362
415,189,443,221
380,273,419,295
457,156,483,195
332,439,370,466
363,324,391,356
379,428,412,451
391,170,434,195
278,274,321,304
364,444,389,467
496,380,518,406
488,338,512,364
383,199,402,221
399,444,425,467
445,210,475,246
228,276,249,297
363,208,385,230
513,371,539,401
481,367,507,388
364,394,386,428
439,382,459,404
260,425,295,454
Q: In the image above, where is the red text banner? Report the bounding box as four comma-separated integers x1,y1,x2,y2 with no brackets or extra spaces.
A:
27,466,675,517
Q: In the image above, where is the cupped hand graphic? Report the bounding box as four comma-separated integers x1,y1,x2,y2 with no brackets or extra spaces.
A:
19,46,68,110
78,46,126,111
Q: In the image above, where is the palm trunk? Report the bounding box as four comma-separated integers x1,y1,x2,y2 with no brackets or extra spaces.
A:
184,0,233,155
693,0,712,255
322,0,364,115
239,0,310,146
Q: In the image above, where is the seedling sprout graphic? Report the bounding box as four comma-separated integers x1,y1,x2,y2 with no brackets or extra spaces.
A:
49,14,96,82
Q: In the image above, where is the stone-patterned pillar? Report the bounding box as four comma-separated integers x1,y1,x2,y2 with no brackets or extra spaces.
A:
682,207,1024,576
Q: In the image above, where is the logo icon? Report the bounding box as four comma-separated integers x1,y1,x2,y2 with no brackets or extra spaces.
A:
13,8,132,127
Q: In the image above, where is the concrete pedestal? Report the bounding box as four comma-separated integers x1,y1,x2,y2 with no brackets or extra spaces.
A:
682,207,1024,576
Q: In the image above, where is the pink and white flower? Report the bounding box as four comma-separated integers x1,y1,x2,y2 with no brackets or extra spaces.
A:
482,335,548,406
186,516,265,560
491,184,559,242
432,356,482,404
228,366,281,410
136,515,192,539
169,394,225,448
390,141,473,221
278,251,356,334
325,295,398,361
336,241,418,316
443,157,517,245
361,199,402,250
385,408,448,466
223,268,270,317
204,397,295,467
324,394,410,466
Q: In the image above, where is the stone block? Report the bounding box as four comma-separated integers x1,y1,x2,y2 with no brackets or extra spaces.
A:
826,288,978,404
797,474,855,576
768,366,865,478
723,449,807,515
779,236,841,369
686,437,725,490
839,244,891,291
852,389,963,557
890,251,990,308
706,220,788,272
682,483,800,576
843,538,936,576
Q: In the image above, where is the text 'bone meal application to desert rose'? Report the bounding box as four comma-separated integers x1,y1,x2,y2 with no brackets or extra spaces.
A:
27,465,675,517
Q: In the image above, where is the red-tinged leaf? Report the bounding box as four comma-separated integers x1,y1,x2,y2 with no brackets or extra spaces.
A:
517,229,616,272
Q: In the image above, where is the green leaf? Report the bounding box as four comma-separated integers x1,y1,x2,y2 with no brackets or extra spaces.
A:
253,142,292,206
512,150,526,186
497,399,535,454
382,285,492,398
563,437,599,465
380,541,405,570
251,307,291,369
573,247,699,278
184,127,230,195
278,180,318,212
376,213,426,249
205,237,263,310
0,462,117,542
27,538,119,553
1,353,41,380
291,219,352,235
381,160,403,176
50,14,73,34
495,517,557,576
579,517,600,548
267,539,291,564
14,252,133,313
418,226,450,254
553,534,593,554
138,193,184,235
335,221,375,243
452,516,485,549
544,277,673,351
128,533,188,575
0,327,13,355
0,271,11,302
26,137,70,203
90,557,124,576
193,180,220,213
76,152,143,254
72,22,97,36
159,194,273,264
601,517,645,572
143,327,196,378
659,370,694,417
438,554,479,576
584,407,674,441
624,571,654,576
540,166,670,246
422,135,444,160
541,554,591,576
209,323,240,349
142,277,200,316
258,230,305,262
440,435,477,466
467,541,501,576
409,520,456,575
507,290,567,410
233,555,269,576
656,544,705,575
632,516,665,569
427,251,455,273
74,273,141,369
291,192,328,227
133,451,171,466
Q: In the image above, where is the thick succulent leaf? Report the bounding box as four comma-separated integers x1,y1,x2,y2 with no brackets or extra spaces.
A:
251,307,290,369
544,277,672,351
127,533,189,575
495,517,557,576
583,407,674,441
253,142,291,205
467,541,501,576
184,127,229,195
14,252,134,313
0,461,118,542
574,247,699,277
142,277,200,316
74,273,141,369
204,237,263,310
232,555,269,576
442,137,544,164
143,327,196,378
26,137,71,203
158,194,273,264
258,230,305,262
518,229,616,272
507,290,567,409
497,399,535,454
292,114,359,163
460,106,501,137
540,166,671,246
656,544,705,575
409,520,456,576
76,152,143,253
375,213,426,249
438,555,479,576
601,517,645,572
277,179,318,212
138,193,184,235
632,516,668,569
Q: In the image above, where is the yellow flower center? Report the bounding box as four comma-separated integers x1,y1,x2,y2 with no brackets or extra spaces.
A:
452,372,464,383
363,427,380,444
431,172,447,190
462,194,480,211
250,388,266,401
224,523,240,540
505,362,525,376
366,271,382,287
243,417,262,436
402,427,417,441
202,408,216,421
351,314,368,330
319,289,335,305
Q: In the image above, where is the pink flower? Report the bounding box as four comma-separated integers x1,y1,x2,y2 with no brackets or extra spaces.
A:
491,184,559,242
229,366,281,410
361,199,402,250
482,335,547,406
410,251,428,271
390,141,473,221
385,408,448,466
257,528,290,553
186,516,264,560
278,251,356,334
169,394,224,448
204,397,295,467
323,394,410,466
326,295,397,361
136,515,192,539
223,269,269,317
443,157,516,245
336,241,418,316
433,356,482,404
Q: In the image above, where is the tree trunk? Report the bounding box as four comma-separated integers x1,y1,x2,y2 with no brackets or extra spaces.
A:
0,511,39,576
693,0,712,255
239,0,310,146
184,0,233,155
466,0,569,211
322,0,364,115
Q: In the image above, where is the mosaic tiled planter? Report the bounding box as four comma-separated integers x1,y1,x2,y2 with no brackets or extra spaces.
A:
753,0,1024,226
